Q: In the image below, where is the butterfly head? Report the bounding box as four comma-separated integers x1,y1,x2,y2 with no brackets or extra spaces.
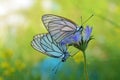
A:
76,26,83,32
61,52,70,62
79,26,83,31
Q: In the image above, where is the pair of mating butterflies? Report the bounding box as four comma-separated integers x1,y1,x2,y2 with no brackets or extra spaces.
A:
31,14,83,62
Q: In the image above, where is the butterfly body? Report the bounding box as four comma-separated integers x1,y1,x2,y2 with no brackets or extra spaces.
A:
61,52,70,62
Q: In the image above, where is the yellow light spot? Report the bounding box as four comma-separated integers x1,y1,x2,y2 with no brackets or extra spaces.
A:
0,77,3,80
9,67,15,73
1,49,13,59
73,51,84,63
115,28,120,33
2,67,15,76
3,70,10,76
15,60,26,71
1,61,10,69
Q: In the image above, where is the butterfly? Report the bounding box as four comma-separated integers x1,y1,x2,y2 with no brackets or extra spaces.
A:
31,33,71,73
31,33,70,62
42,14,83,44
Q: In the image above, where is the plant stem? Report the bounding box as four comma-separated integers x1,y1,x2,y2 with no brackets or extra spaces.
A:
83,51,89,80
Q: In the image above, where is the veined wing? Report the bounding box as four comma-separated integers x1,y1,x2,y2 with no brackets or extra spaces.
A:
42,14,79,42
31,34,65,58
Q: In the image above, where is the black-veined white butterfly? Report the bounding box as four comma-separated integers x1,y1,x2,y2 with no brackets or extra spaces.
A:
31,34,72,73
31,33,70,62
42,14,83,43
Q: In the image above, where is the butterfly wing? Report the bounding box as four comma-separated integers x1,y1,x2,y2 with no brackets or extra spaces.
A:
60,31,82,45
31,34,64,58
42,14,79,42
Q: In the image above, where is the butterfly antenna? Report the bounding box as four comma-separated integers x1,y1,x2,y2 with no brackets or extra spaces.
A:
81,16,82,25
81,14,94,26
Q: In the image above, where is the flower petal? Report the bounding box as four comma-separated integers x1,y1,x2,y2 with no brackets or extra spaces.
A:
83,26,92,41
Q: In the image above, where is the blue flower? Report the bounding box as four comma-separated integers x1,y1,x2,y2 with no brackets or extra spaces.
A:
83,26,92,41
61,26,93,52
74,26,93,51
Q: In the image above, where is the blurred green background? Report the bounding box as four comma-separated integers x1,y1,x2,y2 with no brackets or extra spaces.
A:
0,0,120,80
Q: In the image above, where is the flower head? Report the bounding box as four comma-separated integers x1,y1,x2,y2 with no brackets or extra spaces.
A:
61,26,93,52
77,26,93,51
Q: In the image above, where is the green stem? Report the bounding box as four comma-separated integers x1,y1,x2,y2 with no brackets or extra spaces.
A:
83,51,89,80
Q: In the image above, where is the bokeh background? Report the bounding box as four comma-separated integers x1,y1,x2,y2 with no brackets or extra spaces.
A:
0,0,120,80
